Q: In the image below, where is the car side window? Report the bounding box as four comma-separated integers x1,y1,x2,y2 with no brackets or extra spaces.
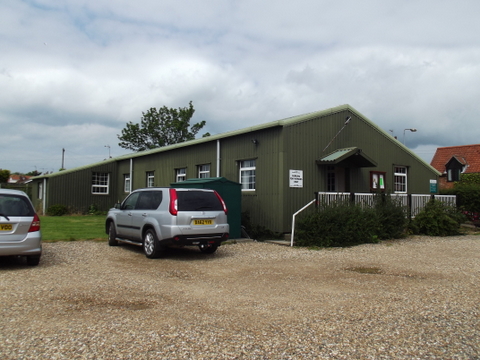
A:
150,191,163,209
136,191,162,210
122,192,140,210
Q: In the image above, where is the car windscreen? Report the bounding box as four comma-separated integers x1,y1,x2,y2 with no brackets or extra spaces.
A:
0,195,35,217
177,191,223,211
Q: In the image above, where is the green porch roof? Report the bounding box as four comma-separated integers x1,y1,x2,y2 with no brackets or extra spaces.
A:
317,147,377,167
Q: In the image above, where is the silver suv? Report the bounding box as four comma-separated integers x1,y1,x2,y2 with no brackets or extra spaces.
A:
106,187,229,258
0,189,42,266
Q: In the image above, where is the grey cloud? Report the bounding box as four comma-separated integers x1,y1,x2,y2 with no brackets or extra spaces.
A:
2,0,480,173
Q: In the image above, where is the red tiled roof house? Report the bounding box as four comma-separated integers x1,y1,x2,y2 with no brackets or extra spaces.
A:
8,175,32,184
430,144,480,189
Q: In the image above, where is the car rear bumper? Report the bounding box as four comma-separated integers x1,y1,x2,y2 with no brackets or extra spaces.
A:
0,233,42,256
161,233,229,247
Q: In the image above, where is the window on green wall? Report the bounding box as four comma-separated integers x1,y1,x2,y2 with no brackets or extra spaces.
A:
198,164,210,178
239,159,256,191
176,168,186,182
124,174,131,193
394,166,407,193
146,171,155,187
92,172,110,195
38,182,43,200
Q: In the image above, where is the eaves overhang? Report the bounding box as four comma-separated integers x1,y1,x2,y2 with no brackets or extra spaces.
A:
316,147,377,168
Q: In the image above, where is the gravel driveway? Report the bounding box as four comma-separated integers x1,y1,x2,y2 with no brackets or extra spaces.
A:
1,235,479,359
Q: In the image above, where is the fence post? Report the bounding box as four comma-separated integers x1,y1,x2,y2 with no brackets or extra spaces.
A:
408,194,412,221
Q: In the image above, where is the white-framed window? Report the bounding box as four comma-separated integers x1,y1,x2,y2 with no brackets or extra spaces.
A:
394,166,407,193
92,172,109,195
239,159,256,191
38,182,43,200
146,171,155,187
176,168,186,182
124,174,131,193
198,164,210,178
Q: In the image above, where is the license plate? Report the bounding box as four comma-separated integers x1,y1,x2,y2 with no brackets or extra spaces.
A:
0,224,12,231
193,219,214,225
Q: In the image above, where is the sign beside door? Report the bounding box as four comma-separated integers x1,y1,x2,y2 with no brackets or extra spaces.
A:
289,170,303,188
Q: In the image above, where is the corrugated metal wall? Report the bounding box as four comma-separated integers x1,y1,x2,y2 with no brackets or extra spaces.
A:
32,162,118,214
280,109,438,232
220,127,284,232
115,142,220,201
28,106,438,234
282,111,353,230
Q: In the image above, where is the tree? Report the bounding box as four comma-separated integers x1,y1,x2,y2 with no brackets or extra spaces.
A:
0,169,10,184
118,101,208,152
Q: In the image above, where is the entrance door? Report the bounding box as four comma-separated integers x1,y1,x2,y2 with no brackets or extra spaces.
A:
326,166,350,192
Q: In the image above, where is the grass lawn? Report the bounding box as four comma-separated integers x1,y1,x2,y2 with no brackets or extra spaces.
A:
40,215,107,242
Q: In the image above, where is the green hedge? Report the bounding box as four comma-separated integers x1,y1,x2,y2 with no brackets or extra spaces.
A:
295,194,407,247
410,199,465,236
46,204,69,216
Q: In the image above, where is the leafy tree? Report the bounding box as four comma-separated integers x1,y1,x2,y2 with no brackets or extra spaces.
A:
459,173,480,185
118,101,208,152
0,169,11,184
26,170,42,176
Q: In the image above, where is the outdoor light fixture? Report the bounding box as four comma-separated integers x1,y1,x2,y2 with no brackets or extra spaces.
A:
251,139,259,145
403,128,417,145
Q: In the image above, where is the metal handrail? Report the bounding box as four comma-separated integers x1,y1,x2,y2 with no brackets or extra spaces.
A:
290,199,316,247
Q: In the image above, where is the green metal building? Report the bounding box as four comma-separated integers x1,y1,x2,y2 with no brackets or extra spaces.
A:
30,104,440,234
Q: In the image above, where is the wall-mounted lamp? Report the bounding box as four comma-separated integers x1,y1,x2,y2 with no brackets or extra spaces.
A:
403,128,417,145
251,139,259,145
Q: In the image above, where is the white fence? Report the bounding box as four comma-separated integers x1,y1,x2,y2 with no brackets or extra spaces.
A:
316,192,457,218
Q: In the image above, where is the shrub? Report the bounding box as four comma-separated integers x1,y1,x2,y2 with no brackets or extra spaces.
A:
372,193,407,240
46,204,69,216
295,195,407,248
410,199,466,236
452,183,480,214
295,201,380,247
87,204,105,215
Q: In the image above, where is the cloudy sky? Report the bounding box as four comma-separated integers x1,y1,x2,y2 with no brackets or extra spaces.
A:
2,0,480,174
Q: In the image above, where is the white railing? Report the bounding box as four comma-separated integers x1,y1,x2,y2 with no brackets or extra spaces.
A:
316,192,457,218
290,199,317,247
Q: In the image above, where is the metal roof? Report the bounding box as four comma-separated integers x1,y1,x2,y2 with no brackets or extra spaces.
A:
32,104,440,179
316,147,377,167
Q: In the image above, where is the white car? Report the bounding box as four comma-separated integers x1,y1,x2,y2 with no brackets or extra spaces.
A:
0,189,42,266
106,187,229,258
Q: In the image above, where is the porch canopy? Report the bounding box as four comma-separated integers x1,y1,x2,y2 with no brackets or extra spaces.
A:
316,147,377,167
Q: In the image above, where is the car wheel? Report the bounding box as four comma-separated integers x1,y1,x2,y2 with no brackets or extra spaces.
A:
108,222,119,246
143,229,163,259
26,255,41,266
199,243,218,254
